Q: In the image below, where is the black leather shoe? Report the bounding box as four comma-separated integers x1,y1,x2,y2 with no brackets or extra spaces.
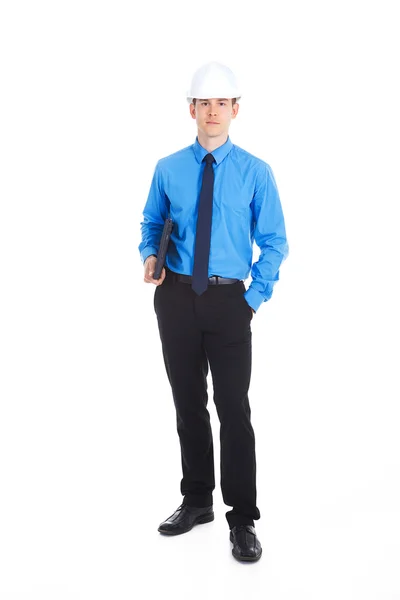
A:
230,525,262,562
158,503,214,535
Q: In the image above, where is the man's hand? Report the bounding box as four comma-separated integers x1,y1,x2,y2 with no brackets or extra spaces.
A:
144,255,166,286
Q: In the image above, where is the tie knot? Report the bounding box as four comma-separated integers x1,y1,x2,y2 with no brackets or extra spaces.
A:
204,153,215,165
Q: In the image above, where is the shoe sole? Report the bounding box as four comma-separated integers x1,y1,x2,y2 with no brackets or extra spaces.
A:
158,512,214,535
230,531,262,562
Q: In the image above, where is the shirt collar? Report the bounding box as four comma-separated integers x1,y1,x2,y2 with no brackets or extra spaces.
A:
193,135,233,166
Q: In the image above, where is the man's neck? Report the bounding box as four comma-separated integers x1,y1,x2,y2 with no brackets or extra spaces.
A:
197,130,229,153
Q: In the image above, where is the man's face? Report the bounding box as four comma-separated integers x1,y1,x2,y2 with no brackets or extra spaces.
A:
190,98,239,138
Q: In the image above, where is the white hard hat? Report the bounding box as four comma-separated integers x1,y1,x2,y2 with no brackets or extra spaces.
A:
186,61,241,103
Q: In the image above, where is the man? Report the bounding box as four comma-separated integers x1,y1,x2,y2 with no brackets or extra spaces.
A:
138,61,288,562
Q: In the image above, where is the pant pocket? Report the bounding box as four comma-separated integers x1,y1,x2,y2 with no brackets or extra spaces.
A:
240,292,253,320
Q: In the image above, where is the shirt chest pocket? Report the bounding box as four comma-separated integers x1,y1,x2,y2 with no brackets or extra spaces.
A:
216,189,253,225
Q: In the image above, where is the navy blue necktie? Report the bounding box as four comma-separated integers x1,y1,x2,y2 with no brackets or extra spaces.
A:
192,153,215,295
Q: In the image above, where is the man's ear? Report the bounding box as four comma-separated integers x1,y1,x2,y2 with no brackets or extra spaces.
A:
190,103,196,119
231,103,239,118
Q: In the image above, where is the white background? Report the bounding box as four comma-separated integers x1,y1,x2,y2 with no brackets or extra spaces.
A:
1,1,399,598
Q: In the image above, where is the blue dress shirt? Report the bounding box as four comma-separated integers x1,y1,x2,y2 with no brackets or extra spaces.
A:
138,136,288,312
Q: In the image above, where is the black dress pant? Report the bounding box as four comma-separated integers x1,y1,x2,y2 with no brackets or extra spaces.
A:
154,266,261,529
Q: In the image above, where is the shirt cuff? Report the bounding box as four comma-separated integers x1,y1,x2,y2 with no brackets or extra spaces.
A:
243,286,265,313
141,248,158,264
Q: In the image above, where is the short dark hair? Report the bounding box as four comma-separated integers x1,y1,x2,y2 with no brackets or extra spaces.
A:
192,98,237,106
